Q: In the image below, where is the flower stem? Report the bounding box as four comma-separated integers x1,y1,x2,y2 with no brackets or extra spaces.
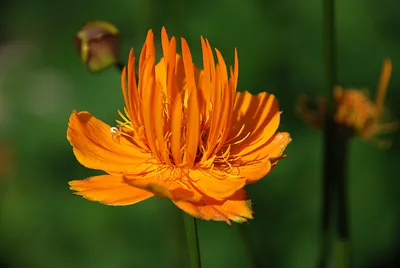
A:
237,224,257,268
335,126,352,268
322,0,337,106
319,119,338,268
182,212,201,268
321,1,338,264
319,0,352,267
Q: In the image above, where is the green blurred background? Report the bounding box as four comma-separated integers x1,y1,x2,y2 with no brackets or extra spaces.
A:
0,0,399,267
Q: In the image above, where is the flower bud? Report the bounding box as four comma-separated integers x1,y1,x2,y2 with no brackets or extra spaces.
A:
74,21,120,72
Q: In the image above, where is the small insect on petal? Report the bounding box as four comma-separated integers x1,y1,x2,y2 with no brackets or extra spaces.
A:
110,126,121,142
74,21,120,72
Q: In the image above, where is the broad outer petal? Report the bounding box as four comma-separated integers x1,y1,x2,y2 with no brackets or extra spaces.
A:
189,169,247,200
227,91,291,183
125,174,203,202
237,132,292,184
67,111,154,174
69,175,154,206
229,91,281,156
173,189,253,224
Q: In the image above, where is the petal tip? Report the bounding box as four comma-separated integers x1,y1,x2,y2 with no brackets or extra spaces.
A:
68,180,84,191
161,26,167,35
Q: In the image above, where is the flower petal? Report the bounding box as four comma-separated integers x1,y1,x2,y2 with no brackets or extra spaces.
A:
236,132,292,183
69,175,154,206
226,91,291,183
229,91,280,155
189,169,246,200
125,169,203,202
67,111,153,174
129,179,202,201
173,189,253,224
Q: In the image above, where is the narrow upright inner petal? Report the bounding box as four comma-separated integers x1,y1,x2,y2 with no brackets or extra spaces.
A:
141,48,159,158
181,38,200,168
117,28,240,169
171,92,183,165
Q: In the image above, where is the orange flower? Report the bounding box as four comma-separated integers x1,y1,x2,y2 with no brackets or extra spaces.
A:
68,27,291,224
297,59,397,146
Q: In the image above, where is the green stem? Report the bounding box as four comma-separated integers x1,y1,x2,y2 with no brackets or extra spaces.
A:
320,0,353,263
319,119,338,268
319,0,351,266
237,224,256,268
320,123,352,268
320,0,338,262
323,0,337,109
182,212,201,268
335,126,352,268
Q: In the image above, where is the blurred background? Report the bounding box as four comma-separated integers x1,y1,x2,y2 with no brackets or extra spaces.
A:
0,0,399,267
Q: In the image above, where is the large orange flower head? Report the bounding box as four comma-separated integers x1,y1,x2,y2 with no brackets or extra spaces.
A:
68,27,291,224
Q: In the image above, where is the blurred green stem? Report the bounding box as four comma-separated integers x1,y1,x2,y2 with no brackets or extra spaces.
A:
322,0,337,108
319,120,336,268
237,224,256,268
335,126,352,268
320,0,352,266
321,123,352,268
183,213,201,268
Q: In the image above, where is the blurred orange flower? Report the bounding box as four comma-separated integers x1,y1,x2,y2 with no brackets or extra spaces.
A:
0,144,4,175
68,27,291,224
0,142,12,177
297,59,397,146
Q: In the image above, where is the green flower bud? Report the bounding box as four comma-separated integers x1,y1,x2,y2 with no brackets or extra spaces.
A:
74,21,120,72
